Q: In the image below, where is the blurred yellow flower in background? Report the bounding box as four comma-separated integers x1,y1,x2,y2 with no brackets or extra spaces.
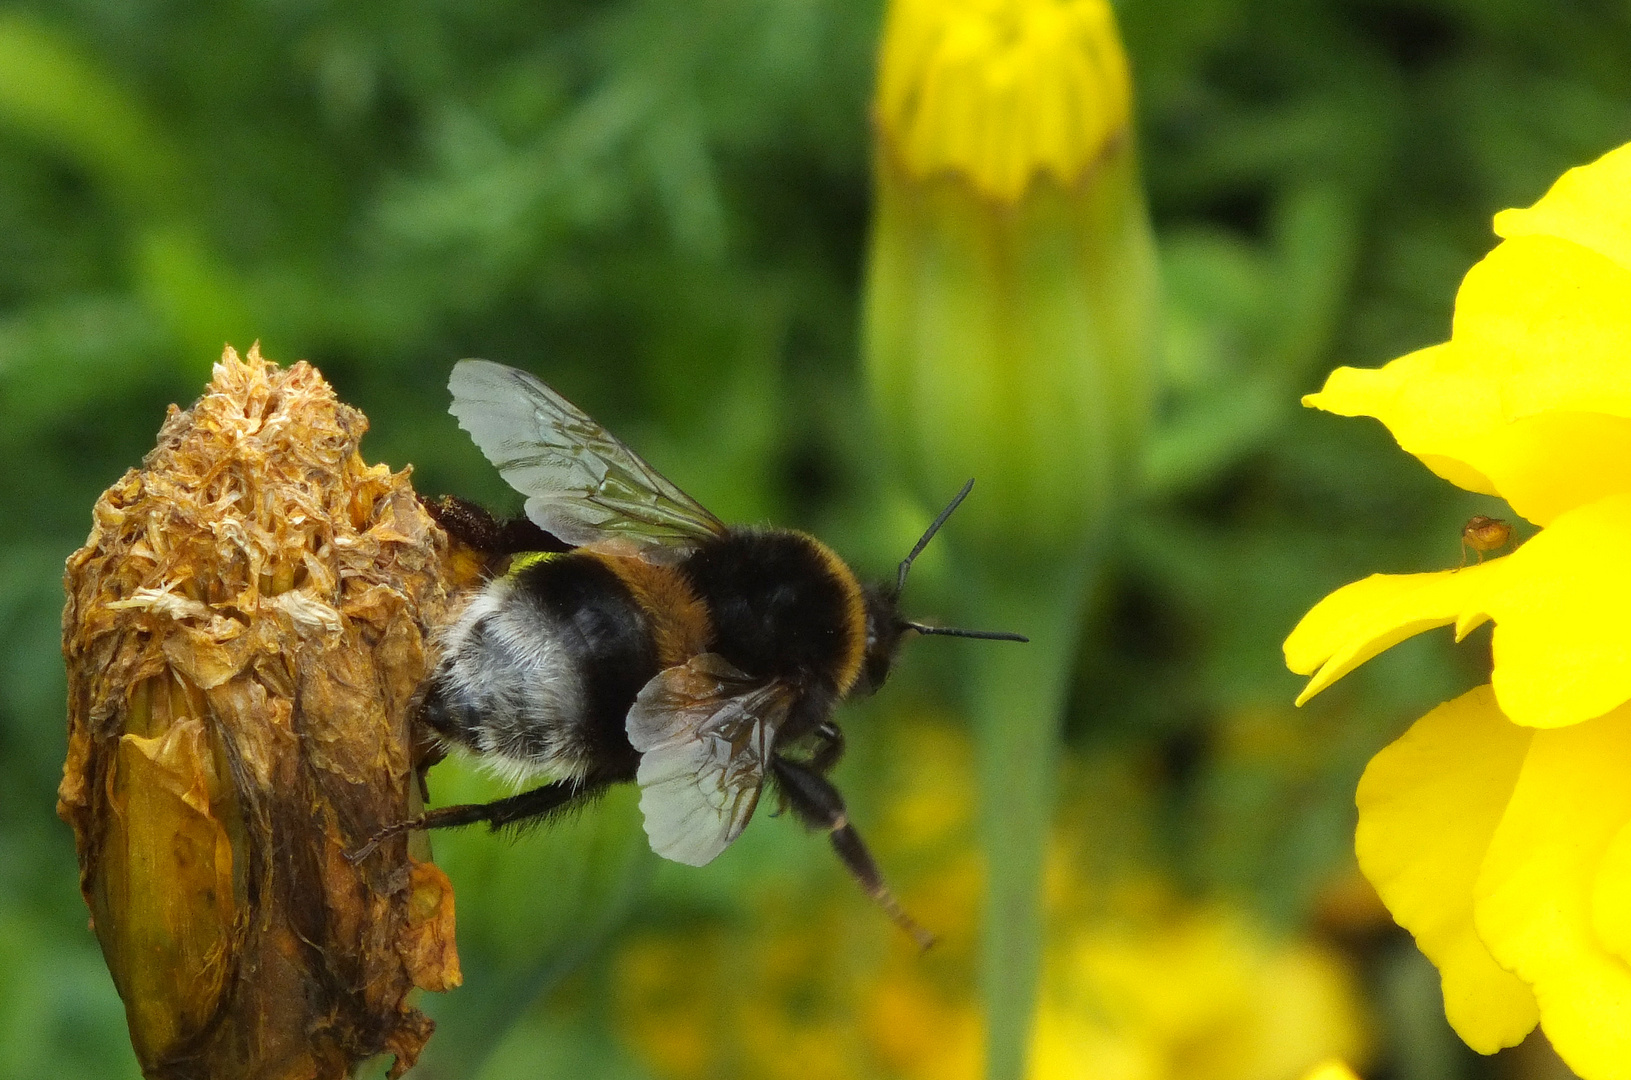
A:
1301,1062,1361,1080
1030,904,1366,1080
612,716,1368,1080
1285,142,1631,1078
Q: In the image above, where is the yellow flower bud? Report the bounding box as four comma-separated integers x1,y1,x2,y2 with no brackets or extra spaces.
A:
863,6,1159,1080
865,0,1158,561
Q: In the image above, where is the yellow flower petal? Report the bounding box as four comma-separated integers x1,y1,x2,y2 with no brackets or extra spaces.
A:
1451,237,1631,424
1592,822,1631,967
1494,141,1631,274
1306,238,1631,525
1483,494,1631,727
1289,494,1631,728
1302,344,1500,495
1474,704,1631,1080
1284,565,1495,707
1355,686,1537,1053
1465,410,1631,528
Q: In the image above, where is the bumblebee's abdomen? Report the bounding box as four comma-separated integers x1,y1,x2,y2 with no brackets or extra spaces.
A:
522,555,659,756
680,529,865,691
423,552,656,780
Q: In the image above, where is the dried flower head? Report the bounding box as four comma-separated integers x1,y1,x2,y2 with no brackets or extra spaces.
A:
60,345,461,1078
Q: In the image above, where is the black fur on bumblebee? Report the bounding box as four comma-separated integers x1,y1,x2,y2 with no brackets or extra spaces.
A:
351,360,1026,948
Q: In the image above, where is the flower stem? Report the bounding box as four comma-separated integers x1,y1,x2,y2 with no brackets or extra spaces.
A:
967,561,1090,1080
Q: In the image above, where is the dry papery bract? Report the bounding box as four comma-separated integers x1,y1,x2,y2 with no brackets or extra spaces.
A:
61,345,462,1079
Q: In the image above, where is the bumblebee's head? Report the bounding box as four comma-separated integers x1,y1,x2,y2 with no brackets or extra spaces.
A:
851,480,1027,697
856,583,910,695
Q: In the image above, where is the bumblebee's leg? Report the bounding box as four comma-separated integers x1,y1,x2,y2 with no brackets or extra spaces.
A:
771,756,934,949
770,721,842,815
423,495,508,551
347,779,608,862
807,720,846,776
423,494,569,556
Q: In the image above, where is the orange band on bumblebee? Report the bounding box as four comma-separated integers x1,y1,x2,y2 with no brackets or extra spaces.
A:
801,535,868,696
591,551,715,668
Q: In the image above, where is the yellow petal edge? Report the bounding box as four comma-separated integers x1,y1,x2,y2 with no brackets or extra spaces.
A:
1356,686,1538,1053
1284,565,1495,706
1494,141,1631,274
1475,706,1631,1080
1302,141,1631,526
1305,240,1631,528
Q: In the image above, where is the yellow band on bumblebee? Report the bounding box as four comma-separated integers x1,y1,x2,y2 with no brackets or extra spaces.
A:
506,550,562,576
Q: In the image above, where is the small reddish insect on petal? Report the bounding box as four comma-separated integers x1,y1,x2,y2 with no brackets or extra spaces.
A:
1463,515,1513,553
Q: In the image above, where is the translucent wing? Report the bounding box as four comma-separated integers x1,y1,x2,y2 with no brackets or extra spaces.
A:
449,359,727,559
626,653,795,867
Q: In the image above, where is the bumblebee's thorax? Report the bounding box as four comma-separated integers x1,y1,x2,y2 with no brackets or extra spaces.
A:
680,529,866,694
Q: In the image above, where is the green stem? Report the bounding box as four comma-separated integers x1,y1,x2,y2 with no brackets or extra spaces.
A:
968,563,1089,1080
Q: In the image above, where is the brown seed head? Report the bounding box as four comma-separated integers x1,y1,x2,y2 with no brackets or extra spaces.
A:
60,344,461,1079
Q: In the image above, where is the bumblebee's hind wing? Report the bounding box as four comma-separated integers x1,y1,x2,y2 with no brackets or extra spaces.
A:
450,359,728,560
626,653,795,867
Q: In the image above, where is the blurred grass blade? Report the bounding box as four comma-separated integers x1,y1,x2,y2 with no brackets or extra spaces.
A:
0,13,177,205
0,15,253,364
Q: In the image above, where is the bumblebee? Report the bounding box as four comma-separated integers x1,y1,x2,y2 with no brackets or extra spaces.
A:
361,360,1024,945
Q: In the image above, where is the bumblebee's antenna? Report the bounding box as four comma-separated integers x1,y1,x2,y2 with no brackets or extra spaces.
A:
903,621,1029,643
889,480,1028,644
896,478,976,596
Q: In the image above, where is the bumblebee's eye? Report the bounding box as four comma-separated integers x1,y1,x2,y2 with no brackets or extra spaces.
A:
858,643,898,696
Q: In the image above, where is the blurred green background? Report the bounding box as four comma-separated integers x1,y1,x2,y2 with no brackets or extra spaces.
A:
2,1,1629,1077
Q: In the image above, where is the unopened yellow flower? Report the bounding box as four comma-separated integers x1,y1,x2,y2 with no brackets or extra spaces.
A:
866,0,1155,553
866,7,1157,1079
1284,142,1631,1079
876,0,1132,203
